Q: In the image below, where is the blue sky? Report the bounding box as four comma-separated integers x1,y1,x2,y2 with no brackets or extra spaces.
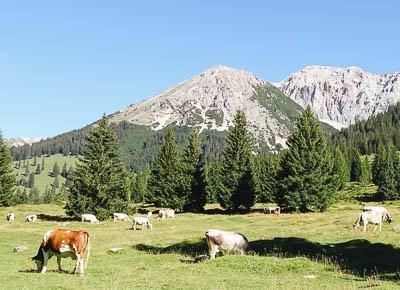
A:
1,1,399,138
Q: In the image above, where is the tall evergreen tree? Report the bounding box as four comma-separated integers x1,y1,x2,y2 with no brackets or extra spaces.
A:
43,186,53,204
350,149,362,182
0,131,16,206
360,156,371,183
372,145,386,186
61,162,68,178
53,176,60,188
35,164,41,174
333,148,349,189
205,160,223,203
28,187,40,204
376,147,398,200
276,107,338,212
181,129,206,212
217,110,255,212
148,128,184,210
24,163,30,176
130,166,151,203
253,153,280,203
28,173,35,188
65,116,129,220
41,156,45,169
52,162,60,177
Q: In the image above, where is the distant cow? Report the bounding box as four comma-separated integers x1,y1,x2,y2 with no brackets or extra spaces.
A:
157,209,175,221
25,214,37,223
113,213,129,222
6,212,15,222
205,229,249,259
147,211,153,218
81,214,99,224
132,217,153,230
31,229,90,277
265,206,281,215
363,206,393,223
353,210,392,231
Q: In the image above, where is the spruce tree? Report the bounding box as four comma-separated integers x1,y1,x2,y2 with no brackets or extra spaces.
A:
43,186,53,204
350,149,362,182
376,148,398,200
35,164,41,174
41,156,45,170
24,164,30,176
52,162,60,177
0,131,16,206
217,110,255,212
65,116,129,220
372,145,385,186
148,128,183,210
61,162,68,178
333,148,349,189
205,161,223,203
28,187,40,204
53,176,60,188
181,129,206,212
28,173,35,188
253,153,280,203
276,107,338,212
360,156,371,183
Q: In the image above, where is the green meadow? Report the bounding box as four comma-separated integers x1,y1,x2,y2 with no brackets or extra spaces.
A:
1,183,400,289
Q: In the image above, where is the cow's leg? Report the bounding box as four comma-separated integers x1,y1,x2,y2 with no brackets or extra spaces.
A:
210,245,219,259
133,223,136,231
40,251,49,274
57,255,62,271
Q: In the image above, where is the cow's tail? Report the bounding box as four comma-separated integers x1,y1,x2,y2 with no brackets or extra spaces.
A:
85,233,91,269
353,214,361,230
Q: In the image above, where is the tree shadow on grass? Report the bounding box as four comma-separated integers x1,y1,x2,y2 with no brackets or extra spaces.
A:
37,214,76,222
134,237,400,280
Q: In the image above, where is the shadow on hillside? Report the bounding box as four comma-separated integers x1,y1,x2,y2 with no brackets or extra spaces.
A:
37,214,75,222
134,237,400,280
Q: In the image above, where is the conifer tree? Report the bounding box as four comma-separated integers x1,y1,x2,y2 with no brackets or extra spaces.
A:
52,162,60,177
253,153,280,203
24,164,30,176
65,116,129,220
217,110,255,212
130,167,151,203
181,129,206,212
333,148,349,189
276,107,338,212
0,131,16,206
53,176,60,188
28,187,40,204
35,164,41,174
376,148,398,200
372,145,385,186
205,160,223,203
41,156,45,169
43,186,53,204
360,156,371,182
33,156,37,166
28,173,35,188
350,149,362,182
148,128,183,210
61,162,68,178
13,187,28,204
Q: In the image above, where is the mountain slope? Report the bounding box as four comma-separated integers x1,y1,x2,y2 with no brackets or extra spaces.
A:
109,65,303,149
277,66,400,129
6,137,43,147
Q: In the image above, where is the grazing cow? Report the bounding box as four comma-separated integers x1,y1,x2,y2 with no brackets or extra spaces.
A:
157,209,175,221
6,212,15,222
353,210,391,231
265,206,281,215
132,217,153,230
25,214,37,223
147,211,153,218
81,214,99,224
113,213,129,222
205,229,249,259
363,206,393,223
31,229,90,277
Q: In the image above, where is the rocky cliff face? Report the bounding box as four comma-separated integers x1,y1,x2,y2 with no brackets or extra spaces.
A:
109,65,303,149
277,65,400,129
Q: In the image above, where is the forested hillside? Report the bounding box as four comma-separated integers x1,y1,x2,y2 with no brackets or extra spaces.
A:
331,102,400,154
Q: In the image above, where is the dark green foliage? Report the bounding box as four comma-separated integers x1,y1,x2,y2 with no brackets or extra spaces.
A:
28,187,40,204
35,164,41,174
65,116,129,220
181,129,206,212
360,156,371,183
204,160,223,203
372,145,386,186
373,147,399,200
217,110,255,212
24,164,30,176
13,188,28,204
53,176,60,189
129,166,151,203
52,162,60,177
276,107,338,212
27,173,35,188
0,132,16,206
350,149,362,182
61,162,68,178
43,186,53,204
148,128,184,210
331,102,400,155
333,148,349,189
253,153,280,203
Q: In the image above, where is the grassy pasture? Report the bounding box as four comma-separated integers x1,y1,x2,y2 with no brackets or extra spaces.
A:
1,188,400,289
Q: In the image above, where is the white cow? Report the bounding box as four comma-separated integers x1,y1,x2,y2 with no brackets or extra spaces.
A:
113,213,129,222
25,214,37,223
81,214,99,224
353,210,391,231
363,206,393,222
205,229,249,259
157,209,175,221
265,206,281,215
147,211,153,218
132,217,153,230
7,212,15,222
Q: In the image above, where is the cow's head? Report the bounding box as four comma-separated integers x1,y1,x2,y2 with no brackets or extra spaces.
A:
386,213,393,223
30,247,46,272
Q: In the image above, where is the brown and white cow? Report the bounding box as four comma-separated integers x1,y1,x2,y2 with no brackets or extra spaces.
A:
205,229,249,259
25,214,37,223
265,206,281,215
6,212,15,222
31,229,91,277
157,209,175,221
